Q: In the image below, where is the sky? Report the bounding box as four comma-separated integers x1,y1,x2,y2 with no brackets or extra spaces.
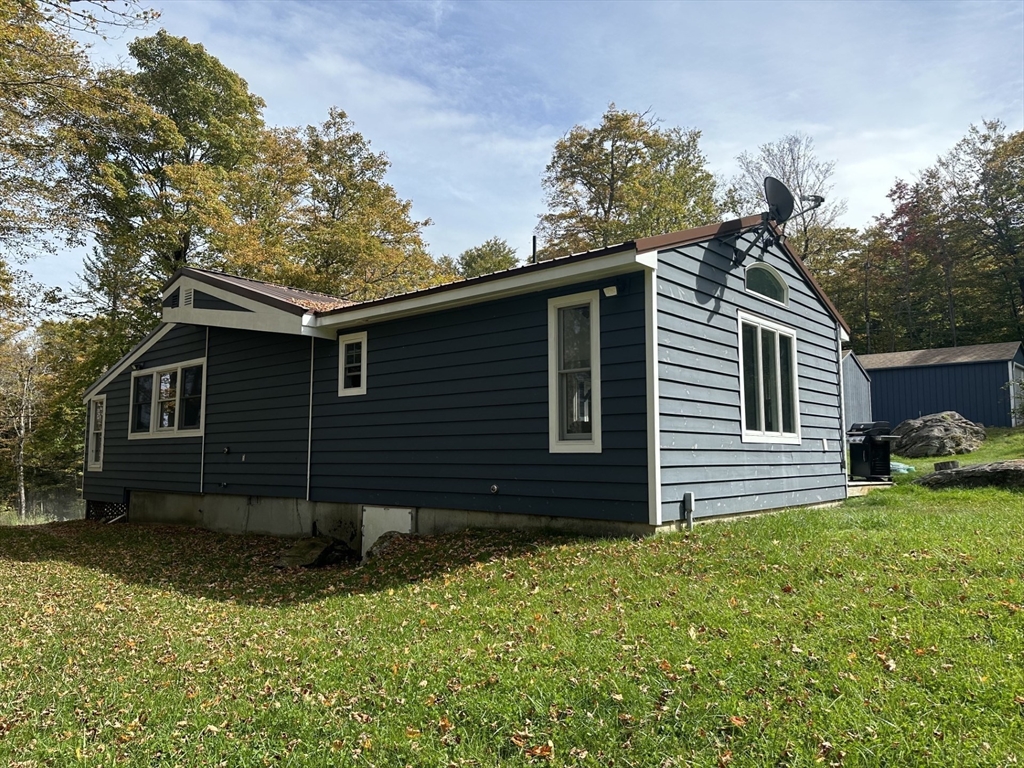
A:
29,0,1024,291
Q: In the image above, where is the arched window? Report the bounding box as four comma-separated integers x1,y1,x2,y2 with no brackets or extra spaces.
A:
746,264,788,305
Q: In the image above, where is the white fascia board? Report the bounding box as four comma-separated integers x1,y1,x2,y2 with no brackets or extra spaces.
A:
82,323,176,403
312,248,653,331
162,276,334,338
635,250,660,270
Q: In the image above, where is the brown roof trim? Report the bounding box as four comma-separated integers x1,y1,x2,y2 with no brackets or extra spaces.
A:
769,221,851,334
315,240,638,317
637,215,850,334
634,215,765,253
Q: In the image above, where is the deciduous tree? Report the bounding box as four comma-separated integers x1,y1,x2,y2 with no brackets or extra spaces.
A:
287,108,439,300
454,237,519,278
0,0,155,264
731,133,848,269
68,29,265,278
536,105,719,258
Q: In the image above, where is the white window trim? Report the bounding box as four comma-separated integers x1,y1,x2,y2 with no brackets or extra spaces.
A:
127,356,207,440
548,290,602,454
737,310,801,445
338,331,368,397
745,262,789,307
87,395,106,472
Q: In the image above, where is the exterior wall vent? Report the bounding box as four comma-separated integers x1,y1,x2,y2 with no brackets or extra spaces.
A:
183,287,194,307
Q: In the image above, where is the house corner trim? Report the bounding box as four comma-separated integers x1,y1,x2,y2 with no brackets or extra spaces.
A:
645,267,662,526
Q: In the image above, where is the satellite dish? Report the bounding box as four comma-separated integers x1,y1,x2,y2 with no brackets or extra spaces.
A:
764,177,796,225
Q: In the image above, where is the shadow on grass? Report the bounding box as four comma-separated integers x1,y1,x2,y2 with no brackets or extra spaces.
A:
0,519,585,607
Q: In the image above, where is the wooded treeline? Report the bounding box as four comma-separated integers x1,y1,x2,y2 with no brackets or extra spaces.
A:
1,1,1021,515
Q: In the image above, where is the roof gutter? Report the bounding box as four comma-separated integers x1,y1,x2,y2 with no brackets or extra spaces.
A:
309,247,657,331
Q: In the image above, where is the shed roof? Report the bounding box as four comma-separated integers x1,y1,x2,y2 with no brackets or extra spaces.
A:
859,341,1023,370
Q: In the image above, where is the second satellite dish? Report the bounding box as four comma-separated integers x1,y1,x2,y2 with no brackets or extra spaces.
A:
764,176,796,225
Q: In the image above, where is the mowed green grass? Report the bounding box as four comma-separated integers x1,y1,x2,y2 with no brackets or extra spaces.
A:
2,486,1023,766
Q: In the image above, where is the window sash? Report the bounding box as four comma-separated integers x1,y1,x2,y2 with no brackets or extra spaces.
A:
343,341,363,390
338,332,368,396
739,316,799,440
557,304,593,440
155,370,178,431
548,291,601,453
129,359,205,438
88,397,105,469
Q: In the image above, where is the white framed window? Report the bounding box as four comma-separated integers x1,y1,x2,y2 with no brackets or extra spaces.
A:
87,395,106,471
338,331,368,396
128,357,206,439
745,263,788,306
548,291,601,453
737,311,800,444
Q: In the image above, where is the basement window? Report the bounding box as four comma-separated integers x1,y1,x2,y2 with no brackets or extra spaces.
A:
129,358,205,439
738,311,800,444
338,331,368,396
548,291,602,453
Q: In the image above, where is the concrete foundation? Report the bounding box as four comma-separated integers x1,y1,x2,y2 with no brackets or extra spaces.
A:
129,491,361,551
128,491,663,548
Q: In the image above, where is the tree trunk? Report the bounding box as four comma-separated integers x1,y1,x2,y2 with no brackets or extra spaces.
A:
16,411,26,521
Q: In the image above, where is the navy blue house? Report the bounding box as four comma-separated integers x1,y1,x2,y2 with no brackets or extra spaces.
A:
860,342,1024,429
82,217,853,547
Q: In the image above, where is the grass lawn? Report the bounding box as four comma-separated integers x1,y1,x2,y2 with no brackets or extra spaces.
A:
2,485,1023,766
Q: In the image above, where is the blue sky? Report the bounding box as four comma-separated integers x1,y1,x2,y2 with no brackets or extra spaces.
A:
31,0,1024,291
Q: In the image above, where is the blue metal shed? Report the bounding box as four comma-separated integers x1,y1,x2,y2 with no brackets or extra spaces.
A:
859,342,1024,428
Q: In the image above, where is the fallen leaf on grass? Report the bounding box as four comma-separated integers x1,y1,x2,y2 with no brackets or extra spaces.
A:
525,742,553,761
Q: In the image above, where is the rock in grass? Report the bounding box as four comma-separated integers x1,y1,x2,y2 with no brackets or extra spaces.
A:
275,536,355,568
892,411,986,457
914,459,1024,490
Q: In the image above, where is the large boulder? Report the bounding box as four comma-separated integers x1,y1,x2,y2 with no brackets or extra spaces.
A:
915,460,1024,490
891,411,986,457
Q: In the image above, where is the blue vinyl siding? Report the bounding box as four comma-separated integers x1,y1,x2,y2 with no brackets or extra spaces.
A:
310,273,649,522
656,237,848,520
201,327,311,498
842,353,872,427
82,324,207,503
868,361,1016,428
